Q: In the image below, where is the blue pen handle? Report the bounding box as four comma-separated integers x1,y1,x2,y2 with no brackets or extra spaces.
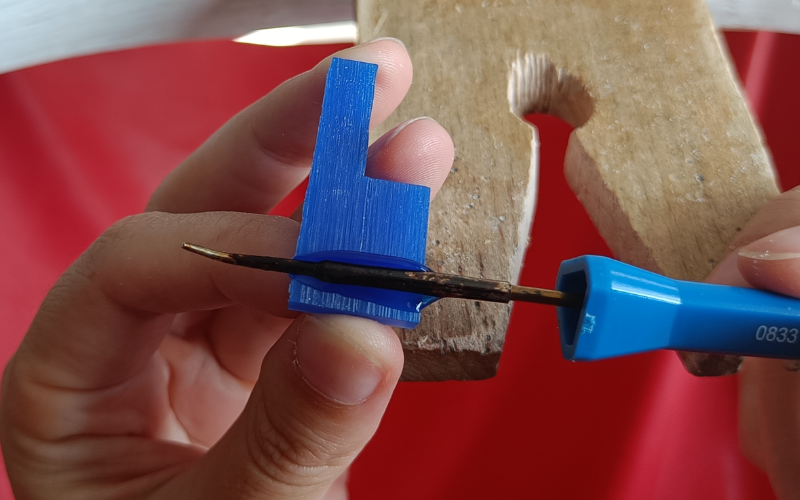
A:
555,256,800,361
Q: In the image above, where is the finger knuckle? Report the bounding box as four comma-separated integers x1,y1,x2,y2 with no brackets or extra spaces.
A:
210,212,299,254
77,214,150,280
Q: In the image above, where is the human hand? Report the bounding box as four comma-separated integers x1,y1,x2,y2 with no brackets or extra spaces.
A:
703,187,800,500
0,39,454,500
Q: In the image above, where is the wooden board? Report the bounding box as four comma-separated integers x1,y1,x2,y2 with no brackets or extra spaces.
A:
358,0,779,380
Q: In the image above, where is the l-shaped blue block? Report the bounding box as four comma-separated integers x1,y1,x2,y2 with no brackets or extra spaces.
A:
288,58,433,328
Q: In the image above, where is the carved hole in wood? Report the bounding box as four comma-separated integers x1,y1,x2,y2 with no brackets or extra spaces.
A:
508,52,594,128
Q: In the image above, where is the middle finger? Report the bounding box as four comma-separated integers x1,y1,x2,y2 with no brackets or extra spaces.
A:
147,39,413,215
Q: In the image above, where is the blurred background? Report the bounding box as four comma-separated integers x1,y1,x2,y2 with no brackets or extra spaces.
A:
0,18,798,500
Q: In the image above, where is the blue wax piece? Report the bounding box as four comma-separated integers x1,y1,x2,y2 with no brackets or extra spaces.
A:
288,57,433,328
556,255,800,361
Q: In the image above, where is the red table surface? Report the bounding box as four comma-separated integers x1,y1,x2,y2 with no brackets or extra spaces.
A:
1,31,798,499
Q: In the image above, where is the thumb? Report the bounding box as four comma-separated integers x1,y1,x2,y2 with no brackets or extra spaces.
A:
158,314,404,499
736,225,800,498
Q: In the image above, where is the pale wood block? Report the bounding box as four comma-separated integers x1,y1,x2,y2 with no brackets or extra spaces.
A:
358,0,779,380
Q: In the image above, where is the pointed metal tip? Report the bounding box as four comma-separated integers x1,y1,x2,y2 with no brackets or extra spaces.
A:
182,242,237,264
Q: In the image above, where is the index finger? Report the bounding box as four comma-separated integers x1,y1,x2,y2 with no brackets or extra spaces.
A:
18,211,299,392
147,39,412,215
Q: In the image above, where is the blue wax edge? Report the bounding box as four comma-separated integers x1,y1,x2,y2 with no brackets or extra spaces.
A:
288,57,435,328
290,251,439,327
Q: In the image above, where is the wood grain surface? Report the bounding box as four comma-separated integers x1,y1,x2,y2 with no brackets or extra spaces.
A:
358,0,779,380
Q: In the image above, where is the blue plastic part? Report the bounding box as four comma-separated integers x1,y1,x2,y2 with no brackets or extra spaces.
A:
556,255,800,361
288,57,433,328
291,251,438,319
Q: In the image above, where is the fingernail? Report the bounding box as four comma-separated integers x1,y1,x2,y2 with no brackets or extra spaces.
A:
295,316,385,404
362,37,406,50
705,249,749,287
739,226,800,261
367,117,432,160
